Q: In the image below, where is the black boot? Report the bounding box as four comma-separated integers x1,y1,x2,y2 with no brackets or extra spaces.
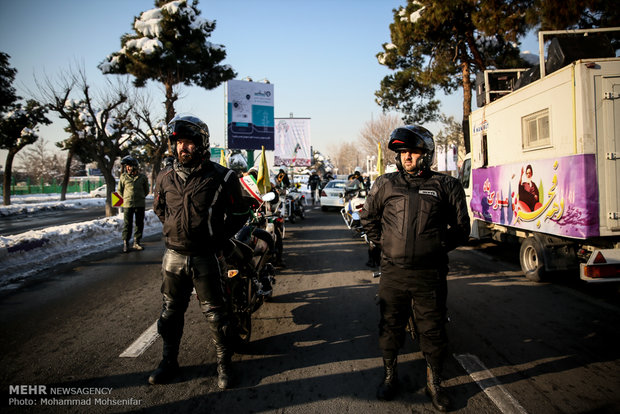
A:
425,363,451,412
148,358,179,385
376,357,398,400
207,318,233,389
149,321,181,385
216,356,232,389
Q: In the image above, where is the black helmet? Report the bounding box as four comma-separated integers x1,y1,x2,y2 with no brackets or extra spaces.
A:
167,114,210,157
121,155,138,167
388,125,435,171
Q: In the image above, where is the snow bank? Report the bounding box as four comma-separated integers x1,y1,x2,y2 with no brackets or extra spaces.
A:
0,195,162,290
0,195,105,217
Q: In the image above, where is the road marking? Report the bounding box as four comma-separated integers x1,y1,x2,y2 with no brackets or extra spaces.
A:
455,353,528,414
119,321,159,358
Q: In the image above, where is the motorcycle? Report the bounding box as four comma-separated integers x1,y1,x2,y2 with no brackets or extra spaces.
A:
257,190,286,266
239,175,285,266
286,187,306,222
222,192,278,347
341,183,367,234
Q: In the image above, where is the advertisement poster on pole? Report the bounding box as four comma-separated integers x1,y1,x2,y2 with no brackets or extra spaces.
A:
227,79,274,150
274,117,311,167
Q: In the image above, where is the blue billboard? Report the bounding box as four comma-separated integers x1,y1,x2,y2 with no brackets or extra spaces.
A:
227,79,274,150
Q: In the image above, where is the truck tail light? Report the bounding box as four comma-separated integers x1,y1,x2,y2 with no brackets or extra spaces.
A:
581,250,620,281
582,264,620,278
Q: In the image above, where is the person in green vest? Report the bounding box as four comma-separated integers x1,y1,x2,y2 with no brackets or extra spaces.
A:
119,155,150,252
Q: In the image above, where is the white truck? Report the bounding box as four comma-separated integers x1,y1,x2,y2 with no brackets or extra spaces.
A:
460,28,620,283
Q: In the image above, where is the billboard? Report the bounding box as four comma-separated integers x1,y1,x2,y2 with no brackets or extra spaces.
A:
274,117,311,167
470,154,600,239
227,79,274,150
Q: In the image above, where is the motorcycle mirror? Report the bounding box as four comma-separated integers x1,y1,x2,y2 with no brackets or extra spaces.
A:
262,192,276,202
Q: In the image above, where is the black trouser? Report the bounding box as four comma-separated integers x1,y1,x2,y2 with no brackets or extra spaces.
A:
378,262,448,368
122,206,145,242
157,249,230,361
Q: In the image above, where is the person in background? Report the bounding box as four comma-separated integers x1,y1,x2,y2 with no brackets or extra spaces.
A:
360,125,470,412
150,114,249,389
307,170,321,205
363,174,371,191
119,155,149,253
274,168,291,191
347,166,365,186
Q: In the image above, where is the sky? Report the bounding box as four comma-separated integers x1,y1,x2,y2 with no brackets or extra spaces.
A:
0,0,540,169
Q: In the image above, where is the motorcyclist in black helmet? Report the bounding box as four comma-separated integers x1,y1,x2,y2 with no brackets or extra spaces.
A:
360,125,470,411
151,114,250,389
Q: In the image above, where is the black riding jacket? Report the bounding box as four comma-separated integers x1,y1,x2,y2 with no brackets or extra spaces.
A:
154,159,249,256
360,169,470,269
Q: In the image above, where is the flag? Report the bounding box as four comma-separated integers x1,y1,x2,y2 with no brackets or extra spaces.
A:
257,146,271,194
219,149,228,167
377,142,385,175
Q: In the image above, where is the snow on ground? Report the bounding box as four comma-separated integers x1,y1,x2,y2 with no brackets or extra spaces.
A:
0,194,162,291
0,192,106,216
0,187,317,291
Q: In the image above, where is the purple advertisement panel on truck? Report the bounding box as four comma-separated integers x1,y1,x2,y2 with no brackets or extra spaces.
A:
470,154,599,239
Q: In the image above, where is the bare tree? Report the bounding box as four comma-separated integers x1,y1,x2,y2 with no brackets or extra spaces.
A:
35,66,134,216
16,138,65,183
358,113,402,174
328,141,364,177
0,99,51,205
129,93,167,187
33,66,85,201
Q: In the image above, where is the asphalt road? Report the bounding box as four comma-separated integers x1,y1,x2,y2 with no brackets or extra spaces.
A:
1,206,619,413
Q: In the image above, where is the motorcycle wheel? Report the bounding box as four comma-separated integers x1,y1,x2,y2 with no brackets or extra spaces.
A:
298,204,305,219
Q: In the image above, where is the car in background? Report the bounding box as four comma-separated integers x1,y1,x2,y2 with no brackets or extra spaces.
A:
90,184,108,197
320,179,348,211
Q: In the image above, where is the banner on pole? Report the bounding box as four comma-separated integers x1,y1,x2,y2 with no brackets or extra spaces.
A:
274,117,311,167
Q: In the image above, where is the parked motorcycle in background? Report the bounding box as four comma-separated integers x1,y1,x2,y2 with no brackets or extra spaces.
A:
286,187,306,222
341,181,367,234
257,191,286,267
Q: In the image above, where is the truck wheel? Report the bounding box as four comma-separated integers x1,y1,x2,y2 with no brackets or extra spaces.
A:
520,237,546,282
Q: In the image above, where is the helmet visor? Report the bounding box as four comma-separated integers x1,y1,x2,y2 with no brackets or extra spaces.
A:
389,129,425,151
